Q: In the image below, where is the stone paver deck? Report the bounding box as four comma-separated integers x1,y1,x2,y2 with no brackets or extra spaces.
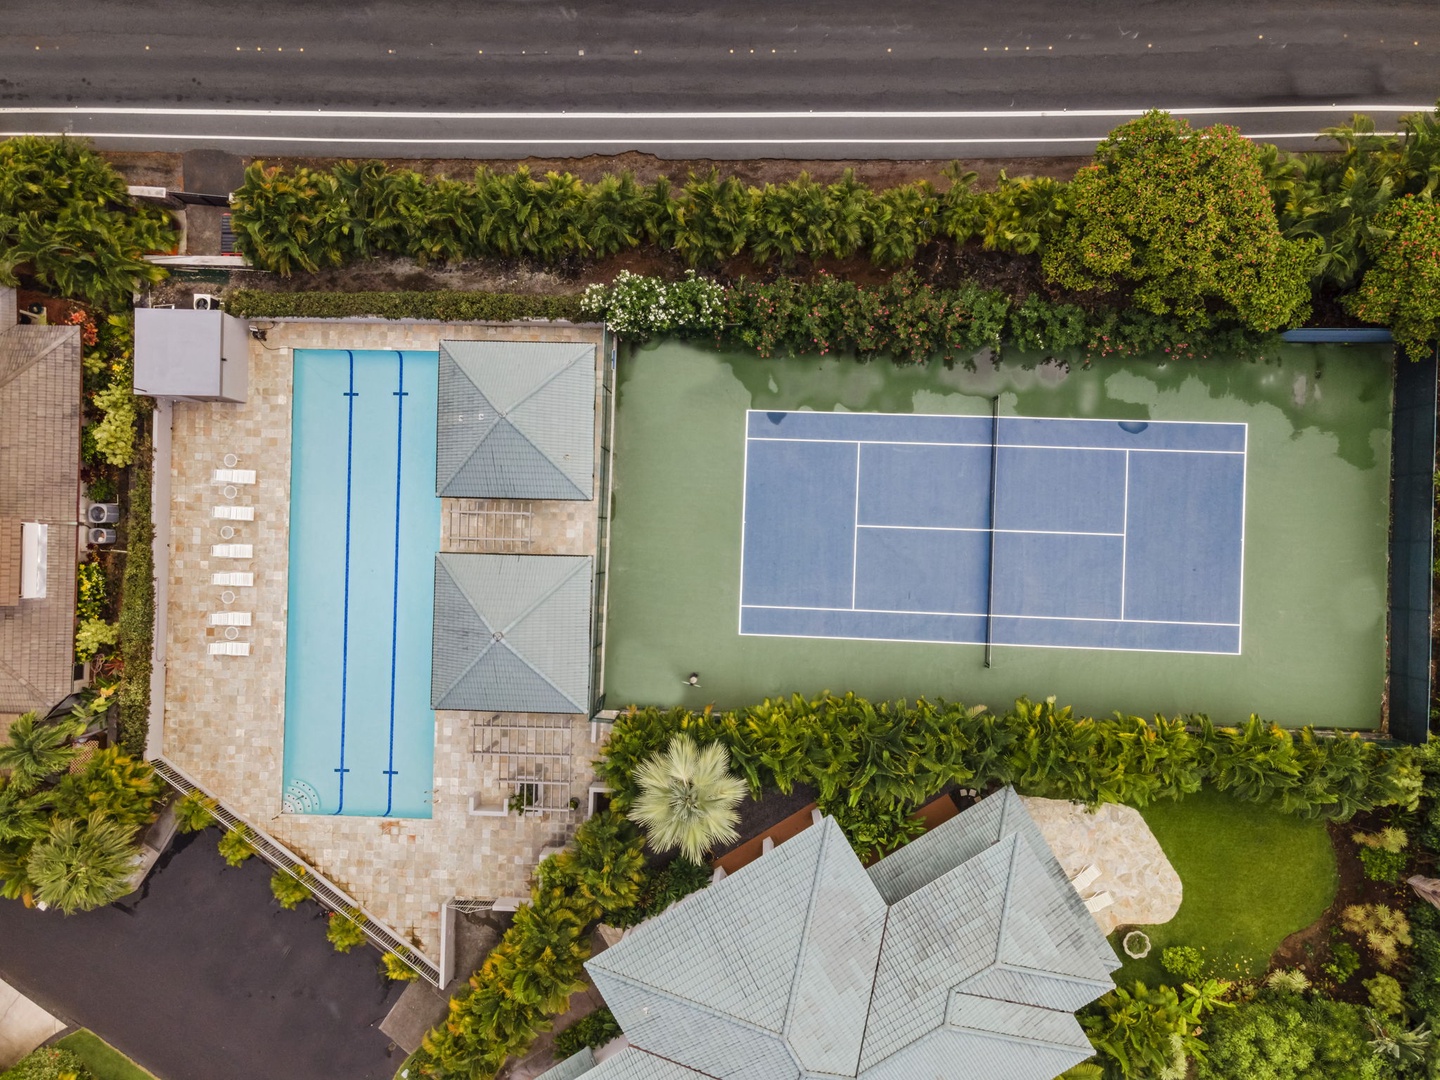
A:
1021,796,1183,936
160,320,607,959
0,975,64,1069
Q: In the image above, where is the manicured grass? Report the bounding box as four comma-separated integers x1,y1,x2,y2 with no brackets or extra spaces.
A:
1113,786,1338,984
54,1030,157,1080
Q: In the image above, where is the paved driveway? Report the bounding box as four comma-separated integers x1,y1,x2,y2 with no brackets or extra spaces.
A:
0,832,407,1080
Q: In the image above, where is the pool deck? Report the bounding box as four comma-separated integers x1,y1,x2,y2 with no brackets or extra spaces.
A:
156,319,606,961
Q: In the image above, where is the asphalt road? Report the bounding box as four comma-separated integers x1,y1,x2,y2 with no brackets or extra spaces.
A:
1,1,1438,157
0,832,406,1080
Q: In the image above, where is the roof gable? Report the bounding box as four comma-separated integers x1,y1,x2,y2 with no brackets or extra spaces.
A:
436,340,595,499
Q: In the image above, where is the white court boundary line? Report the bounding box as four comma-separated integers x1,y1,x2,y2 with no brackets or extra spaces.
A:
738,409,1248,654
752,436,1245,455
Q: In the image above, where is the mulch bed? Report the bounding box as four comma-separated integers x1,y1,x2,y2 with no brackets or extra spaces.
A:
1270,808,1430,1003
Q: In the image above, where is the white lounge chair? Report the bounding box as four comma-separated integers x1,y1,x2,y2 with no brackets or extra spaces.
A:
212,572,254,587
1071,865,1102,893
208,611,252,627
208,641,251,656
1083,891,1114,914
213,506,255,521
211,544,253,559
212,469,256,485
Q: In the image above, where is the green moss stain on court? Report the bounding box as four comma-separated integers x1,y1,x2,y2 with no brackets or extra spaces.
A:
602,340,1391,727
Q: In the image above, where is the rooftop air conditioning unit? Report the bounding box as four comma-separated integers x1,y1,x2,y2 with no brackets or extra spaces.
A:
88,527,117,546
86,502,120,525
193,294,218,311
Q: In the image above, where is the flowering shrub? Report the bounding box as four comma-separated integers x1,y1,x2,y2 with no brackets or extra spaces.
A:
76,562,106,622
1044,111,1317,332
580,270,725,337
1345,194,1440,359
74,617,119,662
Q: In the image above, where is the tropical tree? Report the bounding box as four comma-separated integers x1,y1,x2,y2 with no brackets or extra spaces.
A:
0,136,174,307
671,170,752,267
172,790,217,833
628,734,747,862
50,746,163,832
0,713,80,795
270,864,311,909
1345,193,1440,359
26,811,138,914
549,810,646,916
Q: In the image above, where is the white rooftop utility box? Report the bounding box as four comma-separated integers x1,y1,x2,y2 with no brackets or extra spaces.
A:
134,308,249,402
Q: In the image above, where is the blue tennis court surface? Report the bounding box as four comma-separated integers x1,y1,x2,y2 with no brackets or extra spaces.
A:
740,411,1246,654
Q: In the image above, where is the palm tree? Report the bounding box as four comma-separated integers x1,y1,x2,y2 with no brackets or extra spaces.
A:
628,735,747,862
0,784,45,844
0,712,79,794
26,811,139,914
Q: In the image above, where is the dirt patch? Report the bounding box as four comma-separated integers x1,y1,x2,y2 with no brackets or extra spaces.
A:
1270,811,1423,1002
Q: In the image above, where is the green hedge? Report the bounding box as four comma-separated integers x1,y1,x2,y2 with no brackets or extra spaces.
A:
551,1008,622,1060
598,694,1422,841
116,436,154,757
225,288,587,323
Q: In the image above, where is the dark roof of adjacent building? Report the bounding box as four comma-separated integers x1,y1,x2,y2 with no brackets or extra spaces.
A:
0,289,81,717
430,553,593,713
556,788,1117,1080
435,340,596,500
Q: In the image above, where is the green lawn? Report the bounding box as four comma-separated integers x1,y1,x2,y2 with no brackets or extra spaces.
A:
54,1031,157,1080
1113,786,1338,985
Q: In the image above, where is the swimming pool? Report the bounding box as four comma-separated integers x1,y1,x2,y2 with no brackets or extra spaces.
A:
283,349,440,818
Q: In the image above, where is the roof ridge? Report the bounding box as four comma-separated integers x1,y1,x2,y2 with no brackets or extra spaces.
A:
780,818,836,1047
0,325,77,393
990,832,1024,969
586,965,784,1039
945,1019,1091,1055
496,638,586,713
452,415,587,500
431,559,499,705
495,343,591,418
498,556,590,636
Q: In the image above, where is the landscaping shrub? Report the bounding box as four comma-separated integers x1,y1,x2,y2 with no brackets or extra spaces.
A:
1265,969,1312,995
74,617,118,663
172,791,216,834
224,287,587,323
1341,904,1412,970
1365,973,1406,1016
1043,111,1317,332
1408,903,1440,1016
0,1046,93,1080
0,136,173,308
1080,979,1231,1079
824,800,927,863
552,1008,621,1059
216,824,254,868
1345,194,1440,359
75,562,106,622
326,908,368,953
1354,827,1409,883
1324,939,1362,985
115,438,154,758
382,949,421,982
608,855,711,929
269,864,311,909
1161,945,1205,983
1198,992,1385,1080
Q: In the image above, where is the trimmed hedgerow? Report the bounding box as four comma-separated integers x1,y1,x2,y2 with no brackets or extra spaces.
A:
224,288,587,323
115,435,154,757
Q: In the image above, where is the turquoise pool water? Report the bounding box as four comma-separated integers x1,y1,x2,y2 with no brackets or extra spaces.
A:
282,349,440,818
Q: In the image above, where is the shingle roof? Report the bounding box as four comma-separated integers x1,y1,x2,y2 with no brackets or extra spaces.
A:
579,788,1117,1080
0,292,81,715
560,1048,713,1080
435,340,595,500
430,553,592,713
535,1047,598,1080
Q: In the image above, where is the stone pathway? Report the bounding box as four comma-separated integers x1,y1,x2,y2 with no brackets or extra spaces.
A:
0,976,64,1069
1021,796,1183,936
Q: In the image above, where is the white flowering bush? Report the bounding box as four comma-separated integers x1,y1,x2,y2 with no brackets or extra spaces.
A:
581,270,726,339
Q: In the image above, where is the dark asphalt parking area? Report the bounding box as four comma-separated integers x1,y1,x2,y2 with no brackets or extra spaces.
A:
0,831,407,1080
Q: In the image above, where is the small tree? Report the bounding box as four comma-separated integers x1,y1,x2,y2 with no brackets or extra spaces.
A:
173,791,217,834
269,865,311,910
382,949,420,982
26,811,137,914
1043,111,1316,331
628,735,747,863
1344,194,1440,359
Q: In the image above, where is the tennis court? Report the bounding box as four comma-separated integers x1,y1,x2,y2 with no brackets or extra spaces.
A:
740,410,1246,654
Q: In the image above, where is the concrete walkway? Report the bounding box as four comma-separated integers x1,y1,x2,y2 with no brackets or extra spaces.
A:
0,976,64,1069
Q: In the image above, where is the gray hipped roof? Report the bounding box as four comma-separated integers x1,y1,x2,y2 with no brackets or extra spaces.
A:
578,788,1117,1080
430,553,592,713
436,340,595,499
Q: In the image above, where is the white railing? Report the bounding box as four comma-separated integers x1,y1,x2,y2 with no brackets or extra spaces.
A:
150,757,442,985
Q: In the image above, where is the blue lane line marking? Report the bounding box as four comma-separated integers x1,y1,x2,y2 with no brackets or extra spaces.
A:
334,351,358,814
383,352,408,817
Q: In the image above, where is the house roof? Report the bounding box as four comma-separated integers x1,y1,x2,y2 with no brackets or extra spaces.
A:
435,340,595,500
0,289,81,716
579,788,1117,1080
430,553,592,713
